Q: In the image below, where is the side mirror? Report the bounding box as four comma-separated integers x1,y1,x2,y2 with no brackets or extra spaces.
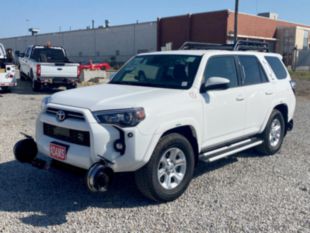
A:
201,77,230,92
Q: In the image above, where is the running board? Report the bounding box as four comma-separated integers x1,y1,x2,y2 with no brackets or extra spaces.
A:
199,138,263,163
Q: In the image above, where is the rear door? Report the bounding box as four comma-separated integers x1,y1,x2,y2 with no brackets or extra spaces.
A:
237,55,274,134
201,55,246,148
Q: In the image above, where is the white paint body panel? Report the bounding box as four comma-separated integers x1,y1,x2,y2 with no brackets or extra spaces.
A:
35,50,296,172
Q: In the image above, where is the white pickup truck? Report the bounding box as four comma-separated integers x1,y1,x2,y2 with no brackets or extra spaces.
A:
19,45,80,91
0,43,17,91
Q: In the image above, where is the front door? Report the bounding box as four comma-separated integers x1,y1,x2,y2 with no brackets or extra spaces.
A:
201,55,246,149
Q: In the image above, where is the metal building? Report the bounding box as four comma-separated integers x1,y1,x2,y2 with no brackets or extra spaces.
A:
0,22,157,63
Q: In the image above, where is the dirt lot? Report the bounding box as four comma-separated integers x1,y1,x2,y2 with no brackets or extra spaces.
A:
0,78,309,233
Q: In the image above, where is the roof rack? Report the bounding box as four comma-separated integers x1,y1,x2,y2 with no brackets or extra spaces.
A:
180,40,269,52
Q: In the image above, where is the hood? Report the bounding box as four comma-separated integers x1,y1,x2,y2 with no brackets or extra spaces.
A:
50,83,184,111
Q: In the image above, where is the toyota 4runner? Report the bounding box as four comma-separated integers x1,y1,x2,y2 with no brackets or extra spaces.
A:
14,41,296,202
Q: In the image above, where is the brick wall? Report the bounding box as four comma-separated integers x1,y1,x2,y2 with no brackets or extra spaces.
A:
157,11,229,50
227,12,310,39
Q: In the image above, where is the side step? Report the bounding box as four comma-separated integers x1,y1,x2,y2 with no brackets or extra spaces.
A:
199,137,263,163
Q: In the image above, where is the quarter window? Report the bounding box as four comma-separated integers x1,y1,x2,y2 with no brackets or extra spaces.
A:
204,56,239,88
265,56,288,80
238,56,268,85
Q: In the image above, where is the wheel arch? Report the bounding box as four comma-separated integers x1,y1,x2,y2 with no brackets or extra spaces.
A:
274,103,289,134
261,103,289,134
162,125,199,165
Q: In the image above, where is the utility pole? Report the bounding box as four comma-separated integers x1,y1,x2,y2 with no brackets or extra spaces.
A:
234,0,239,45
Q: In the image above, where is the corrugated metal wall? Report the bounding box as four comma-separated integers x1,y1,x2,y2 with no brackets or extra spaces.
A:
0,22,157,63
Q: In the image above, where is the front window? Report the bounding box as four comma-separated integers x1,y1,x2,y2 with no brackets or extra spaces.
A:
110,54,202,89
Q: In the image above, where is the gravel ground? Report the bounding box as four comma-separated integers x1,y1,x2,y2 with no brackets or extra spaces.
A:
0,78,309,233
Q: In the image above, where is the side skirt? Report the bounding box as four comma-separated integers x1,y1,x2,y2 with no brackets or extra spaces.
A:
199,137,263,163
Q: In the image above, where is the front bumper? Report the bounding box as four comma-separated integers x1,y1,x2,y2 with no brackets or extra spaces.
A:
36,103,153,172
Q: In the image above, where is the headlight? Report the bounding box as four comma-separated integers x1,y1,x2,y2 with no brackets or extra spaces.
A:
93,108,146,127
41,96,51,110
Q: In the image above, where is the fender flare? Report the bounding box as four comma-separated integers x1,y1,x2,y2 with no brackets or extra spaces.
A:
141,118,202,165
260,99,289,133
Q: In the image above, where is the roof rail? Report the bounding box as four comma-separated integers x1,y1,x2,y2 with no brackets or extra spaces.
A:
234,40,269,52
180,40,269,52
180,41,234,51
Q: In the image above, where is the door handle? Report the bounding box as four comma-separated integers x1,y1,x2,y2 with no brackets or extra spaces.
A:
265,91,273,95
236,96,245,101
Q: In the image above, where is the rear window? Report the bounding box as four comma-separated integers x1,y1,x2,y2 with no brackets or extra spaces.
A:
31,48,67,63
265,56,288,80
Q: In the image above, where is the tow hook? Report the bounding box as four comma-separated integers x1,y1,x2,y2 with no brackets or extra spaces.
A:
14,133,47,169
86,161,113,192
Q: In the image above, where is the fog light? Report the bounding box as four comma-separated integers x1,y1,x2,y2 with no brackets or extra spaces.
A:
114,140,125,153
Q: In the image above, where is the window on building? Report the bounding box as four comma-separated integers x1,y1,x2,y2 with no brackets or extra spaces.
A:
204,56,239,88
265,56,288,80
238,56,268,85
303,31,309,49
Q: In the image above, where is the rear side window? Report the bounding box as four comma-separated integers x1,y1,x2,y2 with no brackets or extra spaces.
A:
204,56,239,88
238,56,268,86
265,56,288,80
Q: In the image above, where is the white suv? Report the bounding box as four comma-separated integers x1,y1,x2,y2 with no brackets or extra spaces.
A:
14,43,296,202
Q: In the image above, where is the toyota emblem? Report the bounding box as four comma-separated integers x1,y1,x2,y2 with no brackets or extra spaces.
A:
56,110,66,122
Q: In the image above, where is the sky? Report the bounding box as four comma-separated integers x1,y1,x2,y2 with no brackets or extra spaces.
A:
1,0,309,38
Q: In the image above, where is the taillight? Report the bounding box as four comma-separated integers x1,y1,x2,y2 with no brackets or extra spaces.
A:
36,64,41,77
77,67,81,78
290,80,296,94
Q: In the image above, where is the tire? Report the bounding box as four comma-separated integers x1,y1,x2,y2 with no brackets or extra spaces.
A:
256,109,285,155
1,87,9,92
32,80,41,92
135,133,195,202
31,70,41,92
20,72,26,81
67,83,77,90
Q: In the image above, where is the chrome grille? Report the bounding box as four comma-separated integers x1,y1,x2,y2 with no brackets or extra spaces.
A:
46,107,85,121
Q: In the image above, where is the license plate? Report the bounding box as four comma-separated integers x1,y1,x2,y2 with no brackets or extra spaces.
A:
49,142,68,160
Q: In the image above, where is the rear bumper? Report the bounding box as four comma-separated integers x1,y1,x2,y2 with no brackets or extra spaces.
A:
39,77,78,87
0,82,17,87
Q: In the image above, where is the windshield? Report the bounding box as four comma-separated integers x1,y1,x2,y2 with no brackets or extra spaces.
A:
31,48,67,63
110,54,202,89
